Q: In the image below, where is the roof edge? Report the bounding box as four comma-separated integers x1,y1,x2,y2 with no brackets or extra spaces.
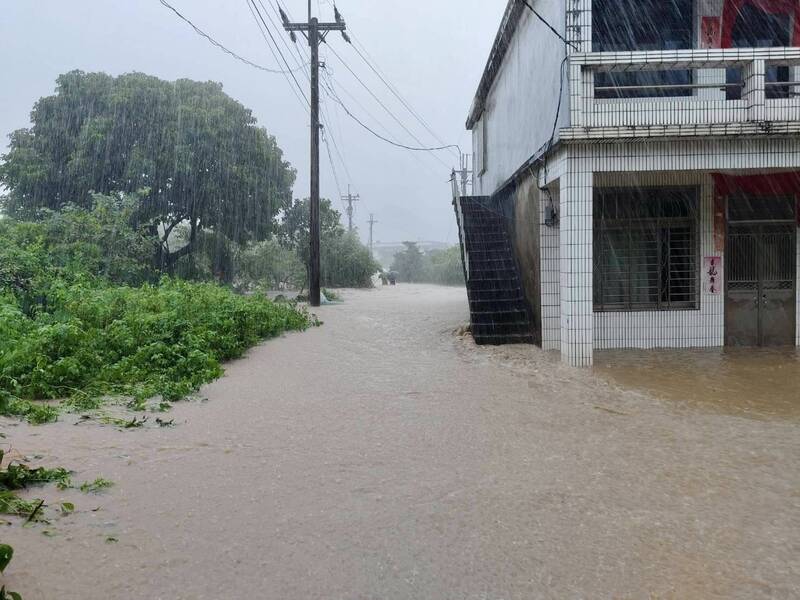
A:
465,0,525,130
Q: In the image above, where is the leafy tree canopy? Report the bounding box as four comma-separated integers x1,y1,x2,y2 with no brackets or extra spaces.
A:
277,198,378,289
278,197,345,252
0,70,296,268
322,233,379,289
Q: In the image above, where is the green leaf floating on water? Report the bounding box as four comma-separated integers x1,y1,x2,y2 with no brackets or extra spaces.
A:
0,544,12,573
0,586,23,600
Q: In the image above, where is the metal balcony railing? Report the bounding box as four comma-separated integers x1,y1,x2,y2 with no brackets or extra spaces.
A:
568,47,800,131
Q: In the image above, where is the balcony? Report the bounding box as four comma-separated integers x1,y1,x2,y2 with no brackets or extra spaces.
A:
565,47,800,138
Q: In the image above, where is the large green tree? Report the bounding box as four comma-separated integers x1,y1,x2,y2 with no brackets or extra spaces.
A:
278,197,345,252
0,71,295,269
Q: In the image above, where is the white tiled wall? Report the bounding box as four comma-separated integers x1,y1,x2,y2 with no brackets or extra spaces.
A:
538,138,800,365
540,168,798,360
593,173,725,350
559,157,594,367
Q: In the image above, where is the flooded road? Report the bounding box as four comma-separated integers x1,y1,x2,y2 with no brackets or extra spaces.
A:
596,347,800,421
2,285,799,599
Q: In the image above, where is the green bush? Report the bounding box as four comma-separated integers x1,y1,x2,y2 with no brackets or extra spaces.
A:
0,278,311,418
321,232,379,289
0,197,314,422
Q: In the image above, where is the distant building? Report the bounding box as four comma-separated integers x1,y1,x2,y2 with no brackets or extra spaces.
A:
456,0,800,366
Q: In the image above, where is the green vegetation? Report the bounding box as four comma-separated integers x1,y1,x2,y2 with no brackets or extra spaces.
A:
0,71,294,273
0,271,311,419
0,587,22,600
391,243,464,285
0,70,377,291
0,544,21,600
0,71,380,423
0,492,39,518
280,198,379,289
0,198,312,422
322,289,342,302
0,451,71,524
0,544,12,573
77,478,114,494
0,462,70,492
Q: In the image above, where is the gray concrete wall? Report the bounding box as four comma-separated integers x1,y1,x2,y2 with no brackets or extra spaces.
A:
496,172,543,346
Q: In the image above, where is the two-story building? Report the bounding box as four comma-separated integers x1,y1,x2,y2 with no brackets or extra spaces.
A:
455,0,800,366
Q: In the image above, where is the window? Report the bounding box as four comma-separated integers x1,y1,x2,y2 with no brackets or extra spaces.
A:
474,116,486,176
726,5,793,100
592,0,694,99
593,187,699,312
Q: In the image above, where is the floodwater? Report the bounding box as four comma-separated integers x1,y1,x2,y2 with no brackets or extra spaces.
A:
596,347,800,421
1,285,798,599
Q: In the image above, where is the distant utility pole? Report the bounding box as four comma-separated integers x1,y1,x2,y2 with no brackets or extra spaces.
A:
367,214,378,257
457,153,471,196
280,2,348,307
342,185,360,233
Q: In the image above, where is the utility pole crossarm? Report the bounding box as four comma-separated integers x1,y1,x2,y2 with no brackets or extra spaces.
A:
284,22,346,32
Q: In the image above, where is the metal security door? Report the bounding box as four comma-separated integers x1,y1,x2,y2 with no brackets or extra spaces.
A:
760,224,796,346
726,224,760,345
726,222,796,347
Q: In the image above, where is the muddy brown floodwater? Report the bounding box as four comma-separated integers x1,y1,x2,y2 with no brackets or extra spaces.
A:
1,284,798,599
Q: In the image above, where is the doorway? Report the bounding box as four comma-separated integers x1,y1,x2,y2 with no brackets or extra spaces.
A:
725,196,797,346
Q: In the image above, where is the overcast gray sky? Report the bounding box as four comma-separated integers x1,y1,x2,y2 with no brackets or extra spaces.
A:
0,0,506,245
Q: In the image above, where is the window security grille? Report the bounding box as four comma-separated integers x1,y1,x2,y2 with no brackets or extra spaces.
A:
593,187,700,312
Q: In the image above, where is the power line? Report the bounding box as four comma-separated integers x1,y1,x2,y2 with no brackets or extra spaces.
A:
158,0,304,74
323,75,460,154
519,0,579,50
245,2,309,112
324,43,453,170
322,131,344,200
348,34,459,160
269,0,313,78
274,0,459,173
269,0,359,207
320,69,444,182
247,0,310,107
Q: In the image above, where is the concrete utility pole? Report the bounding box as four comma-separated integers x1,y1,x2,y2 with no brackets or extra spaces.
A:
458,153,471,197
281,4,348,307
342,185,360,233
367,214,378,257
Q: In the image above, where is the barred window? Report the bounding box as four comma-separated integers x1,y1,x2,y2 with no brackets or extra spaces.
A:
593,187,699,312
474,116,487,176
